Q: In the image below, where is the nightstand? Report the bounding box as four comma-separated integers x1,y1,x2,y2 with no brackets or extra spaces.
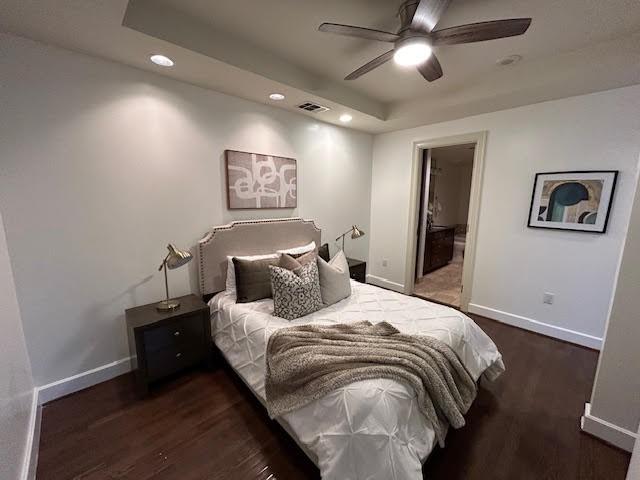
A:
347,258,367,283
126,294,212,395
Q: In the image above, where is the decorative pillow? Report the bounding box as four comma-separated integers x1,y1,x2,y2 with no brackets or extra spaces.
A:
318,243,330,262
278,250,316,271
277,241,316,256
317,250,351,306
233,256,279,303
270,262,323,320
226,253,277,293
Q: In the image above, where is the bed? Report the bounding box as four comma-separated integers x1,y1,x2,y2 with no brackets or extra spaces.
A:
198,218,505,480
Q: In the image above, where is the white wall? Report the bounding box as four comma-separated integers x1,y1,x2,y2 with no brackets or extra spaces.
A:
432,159,461,227
430,156,473,228
0,34,373,387
628,429,640,479
0,208,35,480
369,85,640,347
582,169,640,451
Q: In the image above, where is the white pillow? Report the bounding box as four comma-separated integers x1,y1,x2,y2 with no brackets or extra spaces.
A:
226,253,278,293
277,241,316,256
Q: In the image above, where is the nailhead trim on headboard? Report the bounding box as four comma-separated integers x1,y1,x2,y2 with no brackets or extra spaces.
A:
197,218,321,295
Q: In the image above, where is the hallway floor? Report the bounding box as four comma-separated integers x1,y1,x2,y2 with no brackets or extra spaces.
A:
414,260,463,307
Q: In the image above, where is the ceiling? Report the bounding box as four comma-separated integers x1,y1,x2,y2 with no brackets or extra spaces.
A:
2,0,640,133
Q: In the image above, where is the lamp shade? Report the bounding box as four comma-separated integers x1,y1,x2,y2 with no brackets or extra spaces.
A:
165,244,193,269
350,225,365,239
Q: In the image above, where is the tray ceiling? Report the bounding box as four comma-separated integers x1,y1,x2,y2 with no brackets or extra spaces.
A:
2,0,639,133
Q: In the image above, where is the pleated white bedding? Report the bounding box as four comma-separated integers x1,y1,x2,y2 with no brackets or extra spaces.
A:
209,280,505,480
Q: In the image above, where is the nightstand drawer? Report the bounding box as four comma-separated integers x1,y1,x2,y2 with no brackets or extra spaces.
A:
146,343,205,381
143,315,204,353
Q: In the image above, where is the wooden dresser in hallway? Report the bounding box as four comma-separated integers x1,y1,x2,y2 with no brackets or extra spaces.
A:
424,226,455,273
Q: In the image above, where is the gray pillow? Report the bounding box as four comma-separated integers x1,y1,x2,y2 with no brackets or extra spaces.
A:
317,250,351,306
270,262,323,320
233,256,279,303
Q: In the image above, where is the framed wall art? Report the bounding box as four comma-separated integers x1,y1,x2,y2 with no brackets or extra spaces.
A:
527,170,618,233
225,150,297,209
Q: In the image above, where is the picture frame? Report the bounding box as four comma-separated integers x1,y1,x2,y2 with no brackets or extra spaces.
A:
527,170,618,233
225,149,297,209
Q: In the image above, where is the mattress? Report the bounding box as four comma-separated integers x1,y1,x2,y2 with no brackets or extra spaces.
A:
209,280,505,480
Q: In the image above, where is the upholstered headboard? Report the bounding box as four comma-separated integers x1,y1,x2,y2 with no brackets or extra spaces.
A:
197,218,321,296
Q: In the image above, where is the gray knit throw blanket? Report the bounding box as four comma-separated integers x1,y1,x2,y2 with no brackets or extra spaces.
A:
265,321,477,447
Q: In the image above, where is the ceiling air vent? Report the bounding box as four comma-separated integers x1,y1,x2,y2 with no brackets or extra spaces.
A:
297,102,330,113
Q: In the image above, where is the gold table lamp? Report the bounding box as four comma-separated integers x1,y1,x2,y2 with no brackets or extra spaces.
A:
157,244,193,312
336,225,365,253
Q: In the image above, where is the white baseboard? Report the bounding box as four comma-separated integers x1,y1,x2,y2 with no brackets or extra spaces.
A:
366,274,405,293
21,389,41,480
37,356,133,405
19,357,133,478
468,303,602,350
581,403,637,452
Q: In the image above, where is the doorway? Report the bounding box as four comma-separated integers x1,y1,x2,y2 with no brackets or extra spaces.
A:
405,132,486,312
413,144,475,308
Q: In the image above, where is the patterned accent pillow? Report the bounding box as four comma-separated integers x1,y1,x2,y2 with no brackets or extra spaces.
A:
269,261,323,320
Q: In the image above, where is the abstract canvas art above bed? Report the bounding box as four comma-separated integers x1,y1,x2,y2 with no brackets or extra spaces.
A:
527,170,618,233
225,150,297,209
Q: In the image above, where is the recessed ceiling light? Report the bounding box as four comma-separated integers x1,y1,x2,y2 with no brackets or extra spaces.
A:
496,54,522,66
269,93,285,101
339,114,353,123
150,54,174,67
393,39,432,67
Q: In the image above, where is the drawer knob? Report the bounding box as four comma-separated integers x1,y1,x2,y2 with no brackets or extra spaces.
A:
173,331,180,336
175,352,182,358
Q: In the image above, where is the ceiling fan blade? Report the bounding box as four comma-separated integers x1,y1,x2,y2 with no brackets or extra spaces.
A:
345,50,395,80
417,53,443,82
319,23,399,43
411,0,452,33
431,18,532,46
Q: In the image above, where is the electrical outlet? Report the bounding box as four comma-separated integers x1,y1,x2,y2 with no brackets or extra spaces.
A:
382,259,388,267
543,292,555,305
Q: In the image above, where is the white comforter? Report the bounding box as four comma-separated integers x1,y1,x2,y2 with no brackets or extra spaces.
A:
209,281,504,480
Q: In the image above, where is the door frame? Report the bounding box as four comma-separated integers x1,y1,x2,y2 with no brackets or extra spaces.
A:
404,131,488,312
415,148,432,282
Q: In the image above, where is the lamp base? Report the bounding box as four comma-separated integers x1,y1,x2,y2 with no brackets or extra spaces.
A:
156,299,181,312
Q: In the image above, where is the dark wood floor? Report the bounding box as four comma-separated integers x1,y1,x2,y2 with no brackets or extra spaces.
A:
36,316,630,480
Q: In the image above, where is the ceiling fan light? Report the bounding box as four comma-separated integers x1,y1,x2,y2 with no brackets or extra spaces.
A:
393,41,432,67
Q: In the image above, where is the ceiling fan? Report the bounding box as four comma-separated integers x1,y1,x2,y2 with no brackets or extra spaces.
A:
318,0,532,82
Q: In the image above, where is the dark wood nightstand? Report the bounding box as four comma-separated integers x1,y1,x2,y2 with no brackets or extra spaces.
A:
126,294,212,395
347,258,367,283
